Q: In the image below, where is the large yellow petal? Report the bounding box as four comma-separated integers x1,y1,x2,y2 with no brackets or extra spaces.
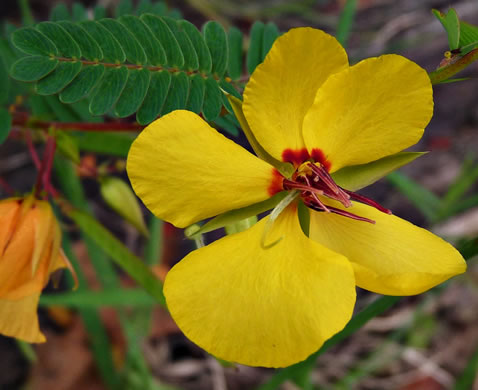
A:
164,205,356,367
243,28,348,162
309,201,466,295
127,110,275,228
0,293,45,343
303,55,433,172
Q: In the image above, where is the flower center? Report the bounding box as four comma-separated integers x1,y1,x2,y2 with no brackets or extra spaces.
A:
282,162,391,224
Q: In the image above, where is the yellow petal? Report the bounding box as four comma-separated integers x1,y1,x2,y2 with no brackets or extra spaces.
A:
164,205,356,367
243,28,348,162
0,198,21,254
127,110,275,228
309,201,466,295
0,293,45,343
31,200,56,274
303,55,433,172
0,210,56,300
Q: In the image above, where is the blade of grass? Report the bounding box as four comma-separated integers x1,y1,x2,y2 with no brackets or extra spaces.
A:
437,156,478,220
60,231,121,389
54,156,123,389
336,0,357,47
40,288,156,307
386,171,441,221
68,209,166,306
54,156,119,287
145,217,163,266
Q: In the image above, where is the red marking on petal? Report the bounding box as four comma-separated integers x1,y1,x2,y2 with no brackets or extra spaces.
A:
310,148,331,171
281,148,310,167
268,168,284,196
281,148,331,171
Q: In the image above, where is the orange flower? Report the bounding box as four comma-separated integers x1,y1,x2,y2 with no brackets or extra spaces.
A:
0,196,69,342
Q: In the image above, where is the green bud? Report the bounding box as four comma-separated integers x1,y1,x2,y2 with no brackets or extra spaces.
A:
100,176,149,237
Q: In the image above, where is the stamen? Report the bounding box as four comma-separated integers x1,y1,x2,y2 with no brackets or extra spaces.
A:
303,176,330,212
308,163,340,194
281,157,392,223
343,189,392,215
304,200,375,224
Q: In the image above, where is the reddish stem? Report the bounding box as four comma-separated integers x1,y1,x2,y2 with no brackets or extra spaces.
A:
24,131,42,170
0,176,15,196
34,136,57,198
12,111,144,133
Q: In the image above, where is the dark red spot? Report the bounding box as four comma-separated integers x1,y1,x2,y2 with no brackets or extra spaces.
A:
281,148,310,167
268,168,284,196
281,148,331,171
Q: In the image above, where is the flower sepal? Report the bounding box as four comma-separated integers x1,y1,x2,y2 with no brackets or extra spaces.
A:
185,191,288,238
331,152,426,191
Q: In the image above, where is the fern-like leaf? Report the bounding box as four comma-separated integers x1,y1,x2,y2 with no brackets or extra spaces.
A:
10,15,240,124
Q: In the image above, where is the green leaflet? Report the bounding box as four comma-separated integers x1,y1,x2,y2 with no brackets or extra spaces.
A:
94,6,107,20
72,3,87,22
114,68,150,118
141,14,184,68
179,20,212,73
262,22,279,59
202,76,222,121
161,71,189,115
332,152,426,191
89,66,129,116
136,70,171,125
36,22,82,58
163,16,199,71
79,20,126,63
59,65,105,103
58,21,103,61
116,0,134,17
10,56,59,82
227,26,243,80
11,26,58,56
50,3,70,22
36,61,82,95
213,114,239,137
433,8,478,59
99,19,147,65
0,107,12,145
433,9,461,51
203,21,228,77
247,21,264,75
186,73,205,114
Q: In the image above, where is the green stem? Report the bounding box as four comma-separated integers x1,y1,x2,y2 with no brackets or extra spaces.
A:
429,48,478,84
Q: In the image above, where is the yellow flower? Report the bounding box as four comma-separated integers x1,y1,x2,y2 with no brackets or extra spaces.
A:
127,28,466,367
0,196,69,342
